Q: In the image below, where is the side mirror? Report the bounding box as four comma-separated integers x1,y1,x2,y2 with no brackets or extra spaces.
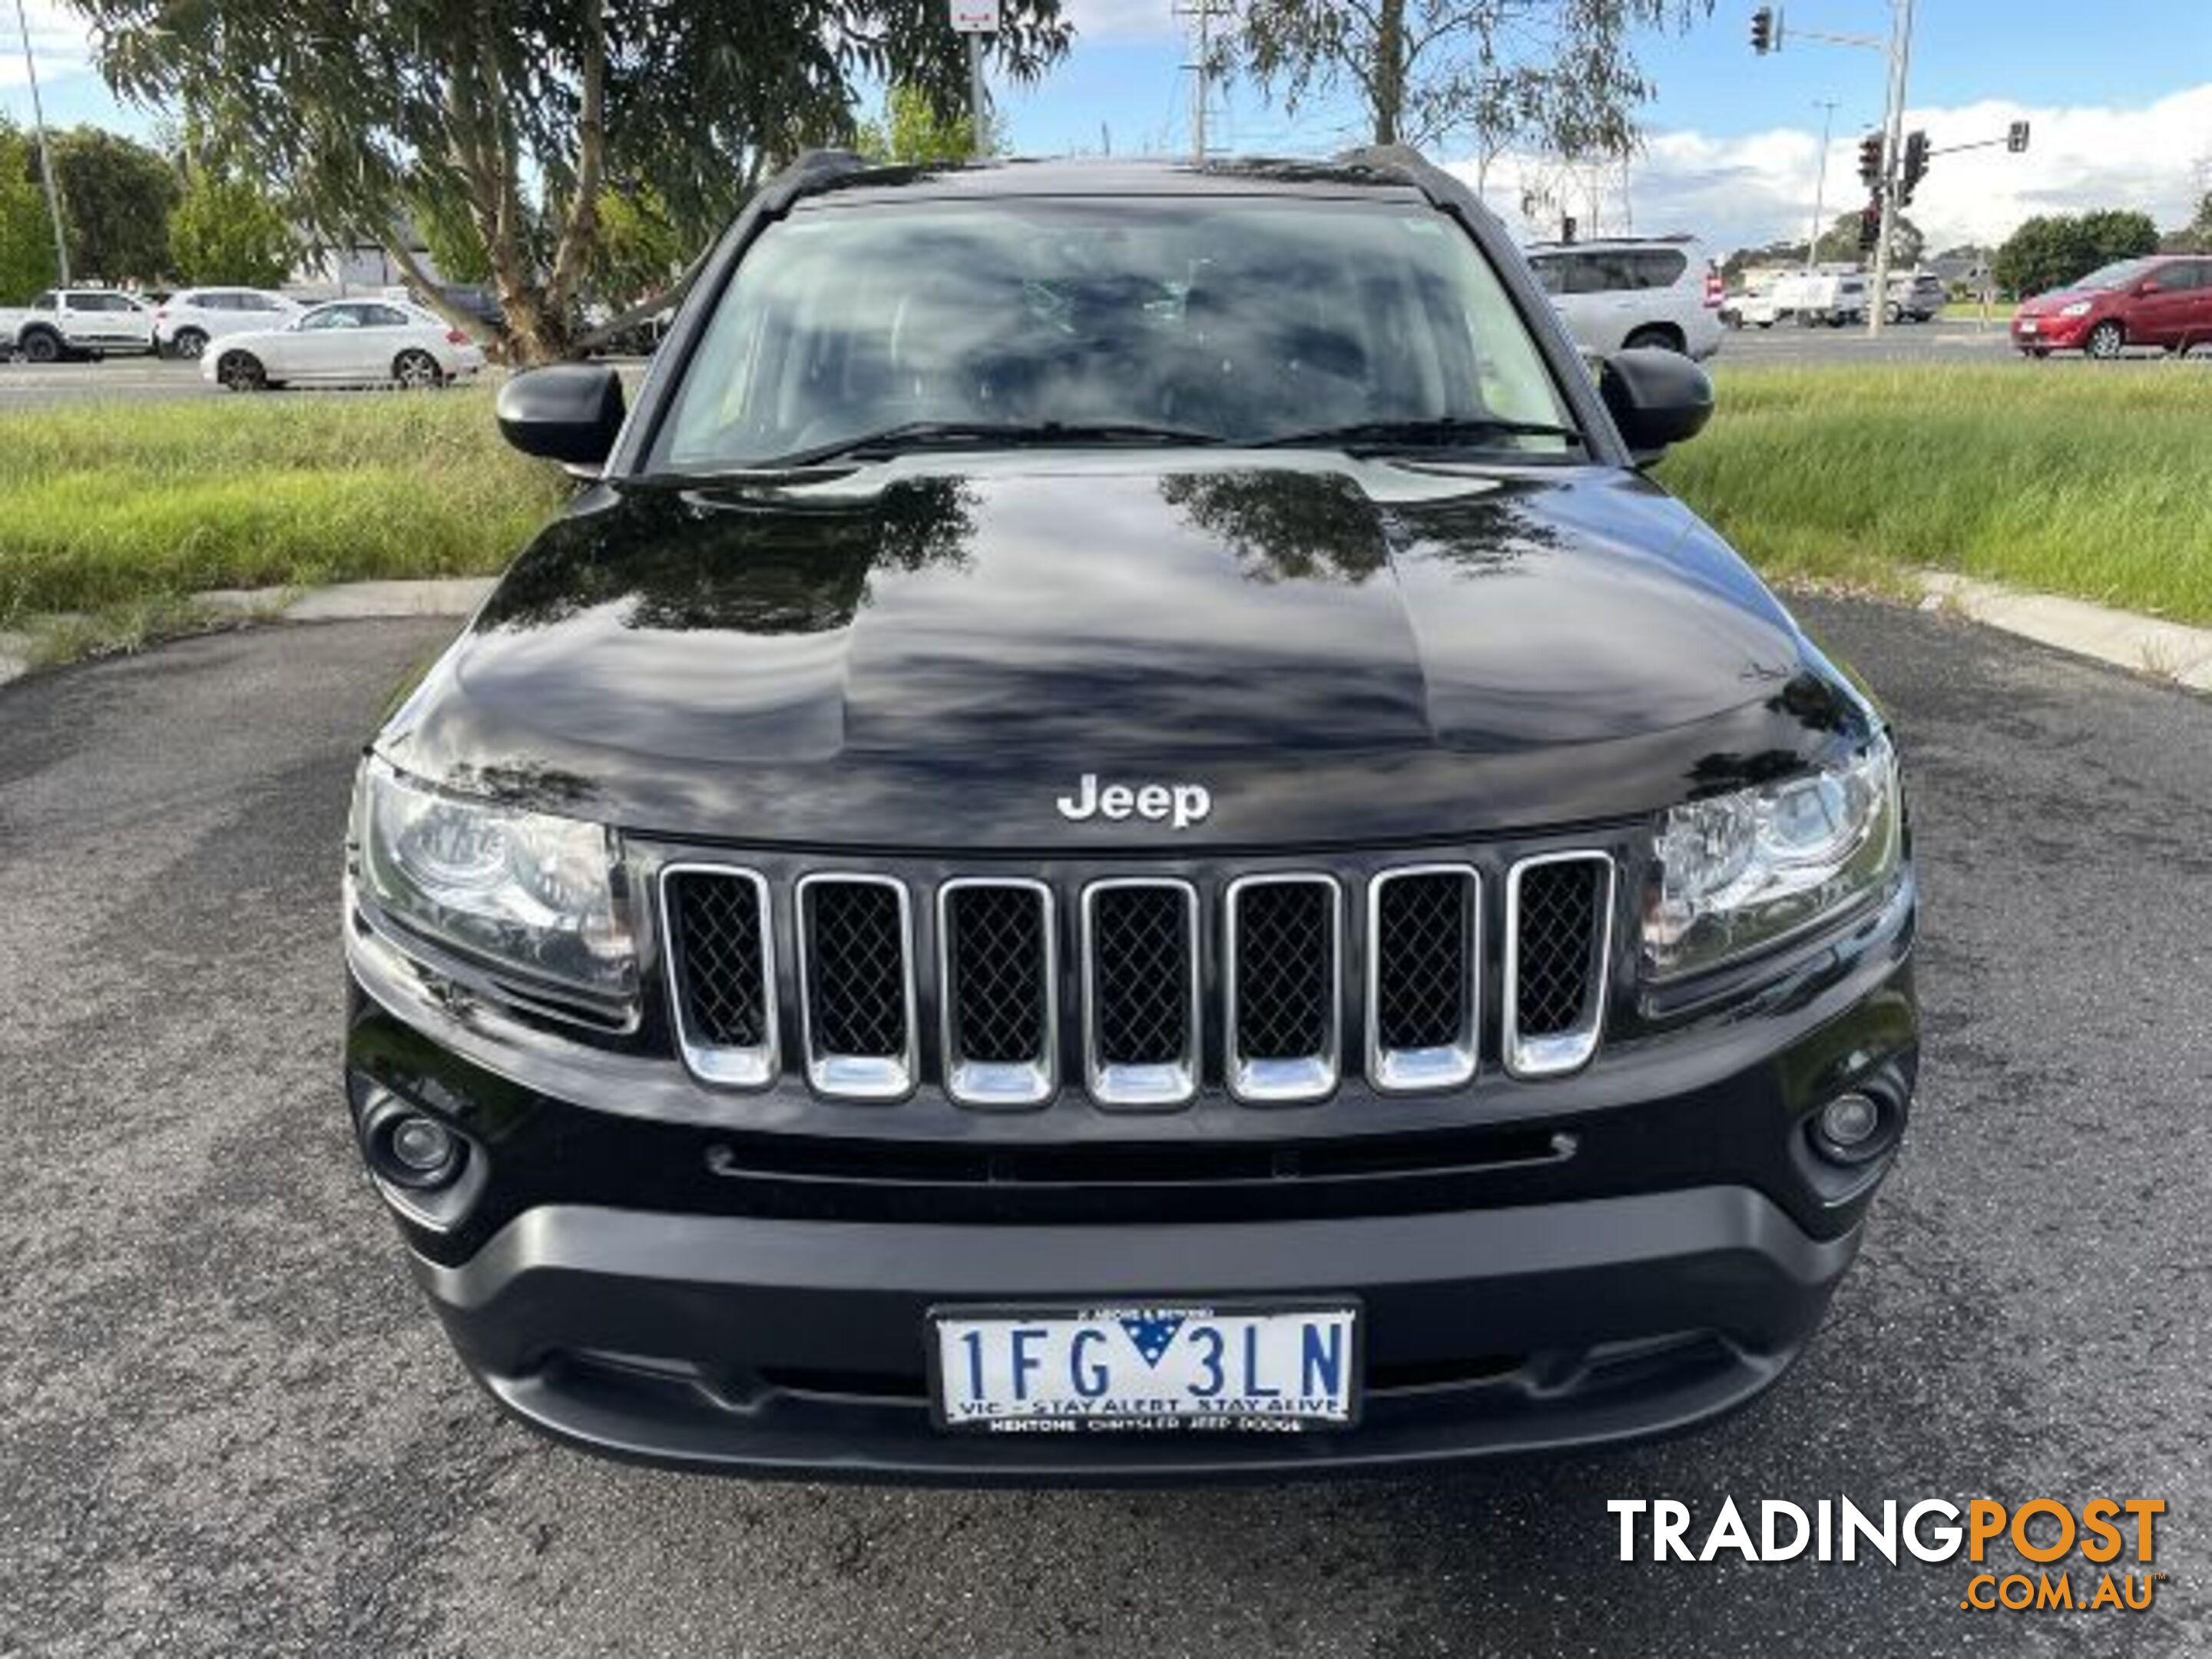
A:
496,363,626,470
2136,279,2161,296
1598,347,1714,465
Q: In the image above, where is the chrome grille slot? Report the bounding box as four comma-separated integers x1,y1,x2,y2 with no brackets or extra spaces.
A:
1504,853,1615,1078
1224,874,1342,1103
796,874,916,1100
1081,879,1200,1108
661,866,777,1088
938,879,1056,1108
1366,865,1479,1093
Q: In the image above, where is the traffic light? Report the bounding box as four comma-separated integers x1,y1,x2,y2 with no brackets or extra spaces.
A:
1856,132,1884,189
1899,130,1929,205
1750,6,1777,53
2007,120,2032,154
1858,200,1883,253
1560,214,1578,245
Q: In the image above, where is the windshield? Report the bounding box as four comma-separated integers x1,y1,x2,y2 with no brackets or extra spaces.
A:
2074,260,2155,291
651,197,1575,469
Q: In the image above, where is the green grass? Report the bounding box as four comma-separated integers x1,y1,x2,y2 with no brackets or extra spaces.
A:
5,364,2209,675
1938,299,2008,323
0,389,566,631
1658,361,2212,624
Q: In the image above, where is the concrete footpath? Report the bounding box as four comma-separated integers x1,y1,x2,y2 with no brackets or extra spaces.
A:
4,570,2210,694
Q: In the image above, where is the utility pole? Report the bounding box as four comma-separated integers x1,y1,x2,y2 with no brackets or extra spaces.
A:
1867,0,1914,336
11,0,71,287
1806,100,1839,267
1194,0,1207,162
1177,0,1224,163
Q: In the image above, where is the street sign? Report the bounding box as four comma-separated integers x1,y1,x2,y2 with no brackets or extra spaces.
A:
949,1,998,31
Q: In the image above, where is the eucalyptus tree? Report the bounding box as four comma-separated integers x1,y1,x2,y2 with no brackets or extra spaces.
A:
1220,0,1709,169
73,0,1070,358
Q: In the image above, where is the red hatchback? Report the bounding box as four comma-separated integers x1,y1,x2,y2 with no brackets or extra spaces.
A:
2012,255,2212,358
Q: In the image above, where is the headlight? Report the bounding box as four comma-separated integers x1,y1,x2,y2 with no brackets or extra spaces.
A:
2058,300,2093,318
1644,732,1900,979
352,755,634,998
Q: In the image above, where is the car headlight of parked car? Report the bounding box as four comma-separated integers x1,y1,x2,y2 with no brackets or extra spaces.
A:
2058,300,2094,318
1644,732,1900,979
352,755,634,997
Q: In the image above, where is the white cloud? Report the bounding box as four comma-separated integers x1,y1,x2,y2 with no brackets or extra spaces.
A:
1062,0,1184,43
1449,81,2212,254
0,2,95,91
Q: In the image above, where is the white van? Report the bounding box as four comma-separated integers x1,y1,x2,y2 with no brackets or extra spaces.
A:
1750,271,1869,329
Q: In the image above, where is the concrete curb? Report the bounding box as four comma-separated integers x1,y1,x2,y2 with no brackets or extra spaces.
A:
198,577,498,623
0,577,494,689
1917,572,2212,693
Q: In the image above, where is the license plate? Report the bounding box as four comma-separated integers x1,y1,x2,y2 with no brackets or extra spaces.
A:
929,1300,1360,1433
2018,320,2038,334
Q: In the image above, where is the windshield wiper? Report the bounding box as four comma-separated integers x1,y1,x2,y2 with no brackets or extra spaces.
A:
1257,416,1584,453
769,419,1228,468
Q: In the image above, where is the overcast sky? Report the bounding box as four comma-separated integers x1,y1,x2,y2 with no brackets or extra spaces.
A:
8,0,2209,254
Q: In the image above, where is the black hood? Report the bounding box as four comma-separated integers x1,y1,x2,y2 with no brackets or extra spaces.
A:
378,459,1872,848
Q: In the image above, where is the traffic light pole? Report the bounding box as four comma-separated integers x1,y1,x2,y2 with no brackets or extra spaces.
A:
1866,0,1915,337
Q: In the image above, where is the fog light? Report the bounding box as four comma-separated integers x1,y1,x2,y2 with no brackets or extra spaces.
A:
1820,1093,1879,1147
380,1113,462,1187
1810,1090,1892,1165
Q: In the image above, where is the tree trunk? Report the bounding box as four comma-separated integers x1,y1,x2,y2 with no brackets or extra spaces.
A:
381,234,488,343
1373,0,1406,147
543,0,606,327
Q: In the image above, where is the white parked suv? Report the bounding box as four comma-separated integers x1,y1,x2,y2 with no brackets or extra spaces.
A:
154,288,302,359
1,289,157,362
1524,236,1725,359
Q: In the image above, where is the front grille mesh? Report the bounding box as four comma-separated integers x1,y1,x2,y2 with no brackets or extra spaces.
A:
802,880,908,1058
1089,886,1191,1066
667,853,1614,1102
1230,881,1335,1061
1373,872,1472,1051
944,885,1048,1065
1513,862,1604,1036
665,871,766,1049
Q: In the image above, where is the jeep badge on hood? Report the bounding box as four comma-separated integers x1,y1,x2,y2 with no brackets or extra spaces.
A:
1056,774,1213,830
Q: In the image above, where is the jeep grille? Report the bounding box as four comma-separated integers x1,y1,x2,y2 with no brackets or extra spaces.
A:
661,851,1614,1105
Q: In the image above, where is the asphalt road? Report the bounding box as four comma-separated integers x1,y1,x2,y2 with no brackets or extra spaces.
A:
1720,316,2208,363
0,354,230,406
1720,316,2023,363
2,602,2208,1657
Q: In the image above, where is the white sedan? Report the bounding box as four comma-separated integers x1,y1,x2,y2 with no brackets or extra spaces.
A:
203,299,487,392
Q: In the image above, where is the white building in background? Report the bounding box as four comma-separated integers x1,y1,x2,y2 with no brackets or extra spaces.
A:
286,226,446,300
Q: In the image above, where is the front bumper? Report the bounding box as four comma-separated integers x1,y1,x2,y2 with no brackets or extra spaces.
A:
2013,315,2088,349
348,853,1916,1482
416,1184,1857,1482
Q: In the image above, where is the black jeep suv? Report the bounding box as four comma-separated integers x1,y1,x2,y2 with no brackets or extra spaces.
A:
343,150,1917,1480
